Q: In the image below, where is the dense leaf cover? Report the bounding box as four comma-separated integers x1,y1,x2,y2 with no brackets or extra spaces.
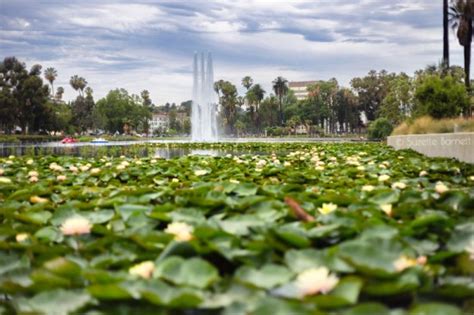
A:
0,143,473,314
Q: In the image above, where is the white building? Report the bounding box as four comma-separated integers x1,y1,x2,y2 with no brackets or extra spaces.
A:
149,113,169,131
289,81,319,100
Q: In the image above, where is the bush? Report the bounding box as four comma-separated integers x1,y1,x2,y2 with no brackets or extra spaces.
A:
414,75,469,119
392,116,474,135
368,118,393,140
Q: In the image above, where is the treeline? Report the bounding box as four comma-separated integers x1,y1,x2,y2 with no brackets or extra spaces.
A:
215,65,472,137
0,57,156,135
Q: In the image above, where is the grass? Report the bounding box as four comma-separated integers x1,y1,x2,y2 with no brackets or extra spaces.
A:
392,116,474,135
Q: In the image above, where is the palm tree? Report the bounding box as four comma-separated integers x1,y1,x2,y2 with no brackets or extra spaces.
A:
247,84,266,132
444,0,450,69
449,0,473,92
272,76,289,125
241,76,253,90
55,87,64,101
70,75,88,96
44,67,58,97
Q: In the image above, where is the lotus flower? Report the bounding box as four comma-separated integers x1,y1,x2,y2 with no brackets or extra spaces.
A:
380,204,392,216
194,170,208,176
129,261,155,279
57,175,67,181
391,182,406,189
16,233,29,242
60,216,92,236
30,196,48,204
378,174,390,182
295,267,339,297
318,203,337,215
165,221,193,241
362,185,375,192
435,182,449,194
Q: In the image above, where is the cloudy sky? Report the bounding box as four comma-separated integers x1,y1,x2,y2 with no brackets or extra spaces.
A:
0,0,465,104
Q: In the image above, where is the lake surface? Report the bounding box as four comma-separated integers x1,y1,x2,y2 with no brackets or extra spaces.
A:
0,138,362,157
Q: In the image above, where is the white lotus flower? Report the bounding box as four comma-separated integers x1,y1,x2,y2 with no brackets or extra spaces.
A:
194,170,208,176
419,170,428,177
318,203,337,215
295,267,339,297
135,160,143,165
171,178,179,183
16,233,29,242
229,179,240,184
57,175,67,182
30,196,48,204
26,159,34,165
379,164,387,169
469,176,474,181
5,160,13,165
8,155,15,159
105,162,112,167
256,159,267,167
393,255,426,272
28,170,39,177
378,174,390,182
357,165,365,171
362,185,375,192
165,221,193,241
0,176,11,184
29,176,38,183
315,166,325,171
0,168,4,176
129,261,155,279
284,161,291,167
116,164,126,171
150,159,157,164
80,165,90,172
435,182,449,194
391,182,406,190
60,216,92,236
380,204,392,216
90,168,101,175
69,165,78,172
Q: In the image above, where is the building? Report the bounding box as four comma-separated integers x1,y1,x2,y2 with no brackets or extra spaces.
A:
149,113,169,132
289,81,319,100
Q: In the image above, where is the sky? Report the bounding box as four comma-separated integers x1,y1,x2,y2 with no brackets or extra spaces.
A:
0,0,467,105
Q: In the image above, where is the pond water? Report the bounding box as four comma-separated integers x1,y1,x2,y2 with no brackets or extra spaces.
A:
0,138,360,157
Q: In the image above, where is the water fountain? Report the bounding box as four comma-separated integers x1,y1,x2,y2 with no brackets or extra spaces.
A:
191,52,218,141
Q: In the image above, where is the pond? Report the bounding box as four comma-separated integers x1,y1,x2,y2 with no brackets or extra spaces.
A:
0,138,358,157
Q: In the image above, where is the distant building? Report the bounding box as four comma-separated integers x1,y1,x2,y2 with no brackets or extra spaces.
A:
149,113,169,131
289,81,319,100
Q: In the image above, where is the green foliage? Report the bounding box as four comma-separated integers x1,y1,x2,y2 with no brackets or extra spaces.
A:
414,75,469,119
367,118,393,140
0,142,473,314
94,89,152,134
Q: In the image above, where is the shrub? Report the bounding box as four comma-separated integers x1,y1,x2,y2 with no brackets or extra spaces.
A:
368,118,393,140
414,75,469,119
392,116,474,135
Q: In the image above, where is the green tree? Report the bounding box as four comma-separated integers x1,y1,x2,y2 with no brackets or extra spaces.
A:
215,81,238,134
449,0,473,93
0,58,51,134
414,75,469,118
368,118,393,140
351,70,394,122
71,87,95,133
95,89,151,134
55,87,64,101
70,75,87,96
241,76,253,90
378,73,414,125
44,67,58,98
272,76,289,125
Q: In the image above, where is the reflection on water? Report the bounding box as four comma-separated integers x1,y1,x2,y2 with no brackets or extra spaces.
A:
0,143,267,158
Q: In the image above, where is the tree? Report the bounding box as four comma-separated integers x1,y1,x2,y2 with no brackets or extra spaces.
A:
241,76,253,90
444,0,450,69
368,118,393,140
55,87,64,101
71,87,95,133
351,70,394,122
378,73,414,125
414,75,469,118
95,89,152,134
70,75,87,96
449,0,473,92
44,67,58,97
272,76,289,125
246,84,266,132
215,81,238,134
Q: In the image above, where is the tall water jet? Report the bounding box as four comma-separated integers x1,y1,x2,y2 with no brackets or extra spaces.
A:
191,52,218,141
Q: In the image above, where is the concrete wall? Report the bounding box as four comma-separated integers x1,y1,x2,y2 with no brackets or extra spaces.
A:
387,133,474,164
